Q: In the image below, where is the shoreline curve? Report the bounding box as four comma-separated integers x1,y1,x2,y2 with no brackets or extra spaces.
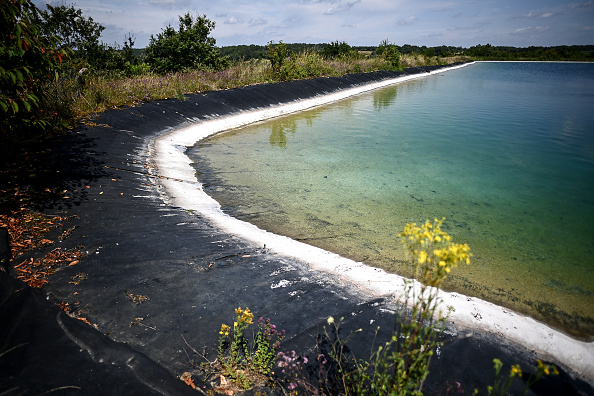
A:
150,62,594,381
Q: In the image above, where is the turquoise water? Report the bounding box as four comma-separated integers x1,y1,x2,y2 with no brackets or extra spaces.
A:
189,62,594,338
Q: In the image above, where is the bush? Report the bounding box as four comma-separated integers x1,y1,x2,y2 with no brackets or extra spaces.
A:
144,13,228,74
321,41,355,59
376,39,402,70
267,40,288,80
0,0,68,141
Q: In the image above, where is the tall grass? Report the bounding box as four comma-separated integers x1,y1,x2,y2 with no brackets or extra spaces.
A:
71,53,469,118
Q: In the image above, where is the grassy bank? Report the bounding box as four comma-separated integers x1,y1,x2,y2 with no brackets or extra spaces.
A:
72,53,469,118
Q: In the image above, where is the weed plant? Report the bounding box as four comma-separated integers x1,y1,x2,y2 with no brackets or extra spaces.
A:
253,219,557,395
486,358,559,396
215,307,286,390
319,219,471,395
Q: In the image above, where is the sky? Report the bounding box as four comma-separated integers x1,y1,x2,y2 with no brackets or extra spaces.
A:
32,0,594,49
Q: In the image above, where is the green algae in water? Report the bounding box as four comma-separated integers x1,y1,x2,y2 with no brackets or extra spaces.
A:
189,62,594,338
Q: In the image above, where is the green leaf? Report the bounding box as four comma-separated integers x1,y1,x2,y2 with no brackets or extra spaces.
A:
26,93,39,106
15,23,22,46
10,100,19,113
23,100,31,112
0,101,8,112
15,69,24,82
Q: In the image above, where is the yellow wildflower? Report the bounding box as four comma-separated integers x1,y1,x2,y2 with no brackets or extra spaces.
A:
240,307,254,325
418,251,428,264
220,324,230,336
511,364,522,376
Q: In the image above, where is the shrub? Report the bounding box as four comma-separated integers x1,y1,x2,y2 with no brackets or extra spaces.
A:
0,0,68,140
321,41,355,59
267,40,288,80
376,39,402,70
144,12,228,74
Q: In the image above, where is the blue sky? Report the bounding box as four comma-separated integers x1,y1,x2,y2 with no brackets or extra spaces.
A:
33,0,594,48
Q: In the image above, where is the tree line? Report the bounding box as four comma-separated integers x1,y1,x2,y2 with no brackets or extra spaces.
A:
221,43,594,62
2,0,593,151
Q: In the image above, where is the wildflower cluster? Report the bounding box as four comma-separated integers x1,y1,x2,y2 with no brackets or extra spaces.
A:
487,358,559,395
324,219,473,394
277,351,309,392
277,350,308,373
234,306,254,328
219,323,230,336
252,317,286,375
401,218,471,287
230,307,253,367
216,307,285,389
536,359,559,376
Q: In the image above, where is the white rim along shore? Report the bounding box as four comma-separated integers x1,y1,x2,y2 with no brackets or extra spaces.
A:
150,62,594,382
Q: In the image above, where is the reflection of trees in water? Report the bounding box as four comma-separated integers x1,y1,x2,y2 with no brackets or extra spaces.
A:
373,85,398,110
269,119,297,148
268,108,324,148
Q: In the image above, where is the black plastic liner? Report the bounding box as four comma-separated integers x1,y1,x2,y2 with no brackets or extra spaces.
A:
2,64,592,395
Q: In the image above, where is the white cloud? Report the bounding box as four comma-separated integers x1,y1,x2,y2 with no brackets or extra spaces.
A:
323,0,361,15
224,16,243,25
249,18,268,27
149,0,191,9
512,26,549,35
397,16,418,26
520,10,560,18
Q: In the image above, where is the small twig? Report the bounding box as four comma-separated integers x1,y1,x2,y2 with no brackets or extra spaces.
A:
181,334,199,354
37,386,83,395
181,334,215,365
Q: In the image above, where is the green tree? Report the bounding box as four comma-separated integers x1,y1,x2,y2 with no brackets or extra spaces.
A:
35,3,104,59
321,40,353,59
145,12,227,74
35,3,140,72
1,0,66,137
376,39,401,70
267,40,288,80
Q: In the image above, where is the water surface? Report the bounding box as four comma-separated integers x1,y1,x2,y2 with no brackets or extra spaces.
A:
189,62,594,338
